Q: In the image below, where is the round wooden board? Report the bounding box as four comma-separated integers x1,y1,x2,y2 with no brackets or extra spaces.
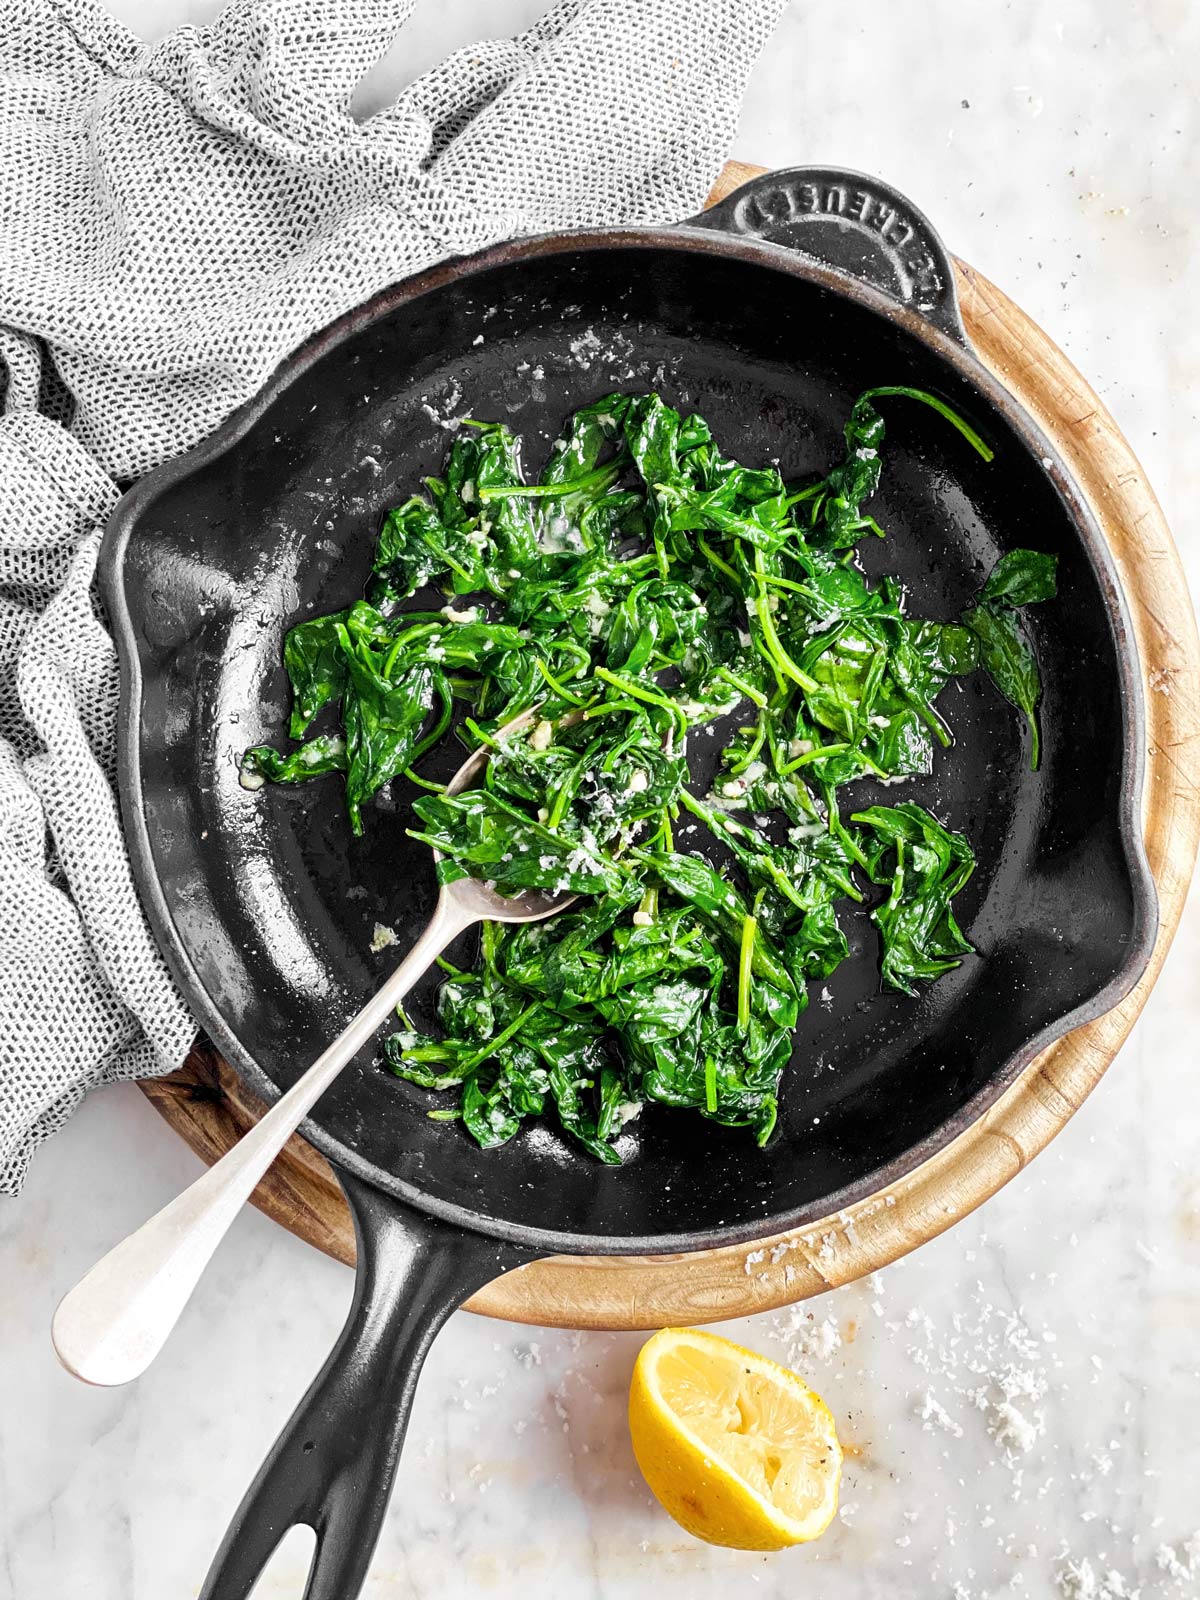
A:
138,161,1200,1330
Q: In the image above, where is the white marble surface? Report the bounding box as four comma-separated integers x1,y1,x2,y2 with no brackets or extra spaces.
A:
3,3,1199,1597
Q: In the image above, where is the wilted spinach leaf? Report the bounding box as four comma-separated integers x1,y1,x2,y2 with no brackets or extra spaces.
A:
853,803,976,995
964,549,1059,768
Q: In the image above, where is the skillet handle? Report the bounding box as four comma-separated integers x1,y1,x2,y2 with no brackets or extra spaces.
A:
688,164,966,346
199,1173,536,1600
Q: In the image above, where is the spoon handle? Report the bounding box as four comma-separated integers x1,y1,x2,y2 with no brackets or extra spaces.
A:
51,891,477,1388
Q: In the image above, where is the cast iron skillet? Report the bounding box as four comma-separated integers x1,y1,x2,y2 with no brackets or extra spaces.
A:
101,167,1156,1599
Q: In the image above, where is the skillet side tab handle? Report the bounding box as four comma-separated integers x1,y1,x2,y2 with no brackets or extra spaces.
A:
690,165,966,345
199,1175,537,1600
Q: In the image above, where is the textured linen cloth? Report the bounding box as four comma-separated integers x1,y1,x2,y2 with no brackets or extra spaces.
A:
0,0,786,1192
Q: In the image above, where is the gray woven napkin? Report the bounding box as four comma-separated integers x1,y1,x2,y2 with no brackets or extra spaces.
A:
0,0,786,1192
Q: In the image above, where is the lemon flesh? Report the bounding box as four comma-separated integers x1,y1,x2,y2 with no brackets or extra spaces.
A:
628,1327,842,1551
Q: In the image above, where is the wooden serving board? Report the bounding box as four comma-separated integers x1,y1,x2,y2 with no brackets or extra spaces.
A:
138,161,1200,1329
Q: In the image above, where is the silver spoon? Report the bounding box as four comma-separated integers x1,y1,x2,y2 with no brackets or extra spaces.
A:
52,718,575,1387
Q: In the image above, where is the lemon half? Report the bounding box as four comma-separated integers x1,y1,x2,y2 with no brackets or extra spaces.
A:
628,1327,843,1550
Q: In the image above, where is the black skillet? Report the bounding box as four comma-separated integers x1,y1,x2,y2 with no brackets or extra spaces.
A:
100,166,1156,1599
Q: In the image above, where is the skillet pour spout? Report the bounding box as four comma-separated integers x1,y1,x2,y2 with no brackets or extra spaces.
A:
97,164,1156,1600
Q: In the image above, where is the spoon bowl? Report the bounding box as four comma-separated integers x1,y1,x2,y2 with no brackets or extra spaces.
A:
432,708,579,926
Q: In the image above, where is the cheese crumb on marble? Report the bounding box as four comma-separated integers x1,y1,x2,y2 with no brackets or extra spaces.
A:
1054,1556,1141,1599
